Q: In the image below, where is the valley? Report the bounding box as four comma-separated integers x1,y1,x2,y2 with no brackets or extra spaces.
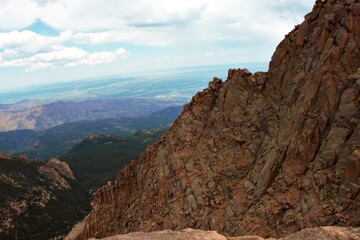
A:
0,105,182,159
0,98,184,239
0,129,169,239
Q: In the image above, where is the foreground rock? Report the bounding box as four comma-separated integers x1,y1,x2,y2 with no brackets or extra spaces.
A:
89,227,360,240
68,0,360,239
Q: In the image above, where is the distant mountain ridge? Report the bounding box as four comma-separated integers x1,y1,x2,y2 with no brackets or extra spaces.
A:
0,98,184,132
0,105,183,160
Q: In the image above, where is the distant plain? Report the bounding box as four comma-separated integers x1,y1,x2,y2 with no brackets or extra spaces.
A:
0,64,267,104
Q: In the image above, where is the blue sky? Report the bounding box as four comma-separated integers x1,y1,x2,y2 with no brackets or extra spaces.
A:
0,0,314,91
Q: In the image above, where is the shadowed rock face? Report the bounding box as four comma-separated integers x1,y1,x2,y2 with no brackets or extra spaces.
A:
67,0,360,239
0,154,75,237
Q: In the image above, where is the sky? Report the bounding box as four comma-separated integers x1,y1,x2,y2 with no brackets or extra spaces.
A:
0,0,315,91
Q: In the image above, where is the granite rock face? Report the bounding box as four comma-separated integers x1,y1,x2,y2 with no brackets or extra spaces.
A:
68,0,360,239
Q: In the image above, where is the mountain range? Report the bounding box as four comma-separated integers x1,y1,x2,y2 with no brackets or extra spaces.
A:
0,98,183,132
0,105,182,160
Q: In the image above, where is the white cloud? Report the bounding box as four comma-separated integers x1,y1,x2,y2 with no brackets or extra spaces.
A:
0,46,126,71
0,0,39,30
0,30,130,71
0,30,62,54
61,31,144,44
0,0,314,38
0,30,139,52
0,0,315,74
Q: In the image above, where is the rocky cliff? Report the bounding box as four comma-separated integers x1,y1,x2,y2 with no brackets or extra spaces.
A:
68,0,360,239
0,154,76,239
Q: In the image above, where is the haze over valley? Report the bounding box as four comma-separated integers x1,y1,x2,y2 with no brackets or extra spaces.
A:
0,64,267,104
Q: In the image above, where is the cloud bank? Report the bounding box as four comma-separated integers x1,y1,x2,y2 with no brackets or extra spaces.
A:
0,30,127,71
0,0,315,73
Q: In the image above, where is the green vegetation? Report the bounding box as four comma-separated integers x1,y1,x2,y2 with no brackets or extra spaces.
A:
61,130,164,194
0,156,83,240
0,129,166,239
0,106,182,160
0,105,181,239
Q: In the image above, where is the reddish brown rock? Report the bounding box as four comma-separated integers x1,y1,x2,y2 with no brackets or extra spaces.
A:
85,227,360,240
275,226,360,240
0,153,12,159
85,228,228,240
67,1,360,239
47,158,75,180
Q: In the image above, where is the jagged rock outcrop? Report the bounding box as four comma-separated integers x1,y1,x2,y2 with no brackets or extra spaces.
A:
38,158,75,189
68,0,360,239
47,158,75,180
88,227,360,240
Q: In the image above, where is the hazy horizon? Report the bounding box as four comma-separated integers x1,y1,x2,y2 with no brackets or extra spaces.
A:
0,0,314,91
0,63,267,104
